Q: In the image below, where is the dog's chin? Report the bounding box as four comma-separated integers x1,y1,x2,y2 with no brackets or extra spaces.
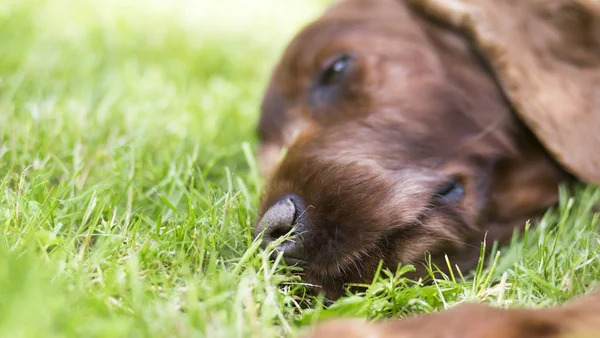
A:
292,255,385,300
301,272,351,300
296,242,470,300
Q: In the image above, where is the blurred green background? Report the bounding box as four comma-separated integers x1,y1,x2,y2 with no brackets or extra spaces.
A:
0,0,331,336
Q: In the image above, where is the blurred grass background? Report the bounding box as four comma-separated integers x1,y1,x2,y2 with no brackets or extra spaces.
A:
0,0,599,337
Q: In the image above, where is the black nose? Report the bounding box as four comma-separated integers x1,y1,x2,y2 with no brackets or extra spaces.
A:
255,194,306,262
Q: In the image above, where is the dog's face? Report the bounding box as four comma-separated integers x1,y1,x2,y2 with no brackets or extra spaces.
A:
255,0,569,298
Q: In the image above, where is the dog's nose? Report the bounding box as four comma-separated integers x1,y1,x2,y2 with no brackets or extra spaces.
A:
256,194,306,262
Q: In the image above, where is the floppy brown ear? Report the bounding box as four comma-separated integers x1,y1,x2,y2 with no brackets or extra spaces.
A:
409,0,600,186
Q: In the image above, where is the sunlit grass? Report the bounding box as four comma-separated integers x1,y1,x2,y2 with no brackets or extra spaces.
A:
1,0,599,337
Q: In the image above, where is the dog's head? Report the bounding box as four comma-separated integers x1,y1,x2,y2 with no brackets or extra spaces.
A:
254,0,570,298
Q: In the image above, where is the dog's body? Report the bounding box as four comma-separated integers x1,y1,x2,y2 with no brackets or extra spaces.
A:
254,0,599,336
304,289,600,338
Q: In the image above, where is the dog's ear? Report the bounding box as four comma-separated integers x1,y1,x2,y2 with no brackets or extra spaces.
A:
410,0,600,186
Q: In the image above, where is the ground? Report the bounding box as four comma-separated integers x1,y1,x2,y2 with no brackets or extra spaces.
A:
1,0,599,337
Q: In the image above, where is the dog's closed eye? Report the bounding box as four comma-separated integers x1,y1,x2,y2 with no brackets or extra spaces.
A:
433,179,465,202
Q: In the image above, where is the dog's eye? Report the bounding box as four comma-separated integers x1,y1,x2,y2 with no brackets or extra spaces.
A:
433,179,465,202
317,53,352,87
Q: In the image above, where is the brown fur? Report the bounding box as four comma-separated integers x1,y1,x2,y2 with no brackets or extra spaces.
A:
302,289,600,338
411,0,600,185
256,0,571,299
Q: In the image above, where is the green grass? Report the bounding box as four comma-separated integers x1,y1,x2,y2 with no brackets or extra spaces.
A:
1,0,599,337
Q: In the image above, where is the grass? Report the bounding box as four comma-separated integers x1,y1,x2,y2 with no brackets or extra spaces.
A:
0,0,599,337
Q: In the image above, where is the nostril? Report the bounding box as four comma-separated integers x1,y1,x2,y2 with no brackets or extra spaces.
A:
256,194,307,249
267,224,294,241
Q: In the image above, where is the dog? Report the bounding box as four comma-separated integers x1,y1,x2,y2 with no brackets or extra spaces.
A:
255,0,572,298
253,0,600,336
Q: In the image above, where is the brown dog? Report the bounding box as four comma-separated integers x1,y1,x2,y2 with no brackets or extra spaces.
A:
255,0,571,298
253,0,600,336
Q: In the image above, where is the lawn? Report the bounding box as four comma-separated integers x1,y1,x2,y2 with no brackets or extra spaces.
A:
1,0,599,337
